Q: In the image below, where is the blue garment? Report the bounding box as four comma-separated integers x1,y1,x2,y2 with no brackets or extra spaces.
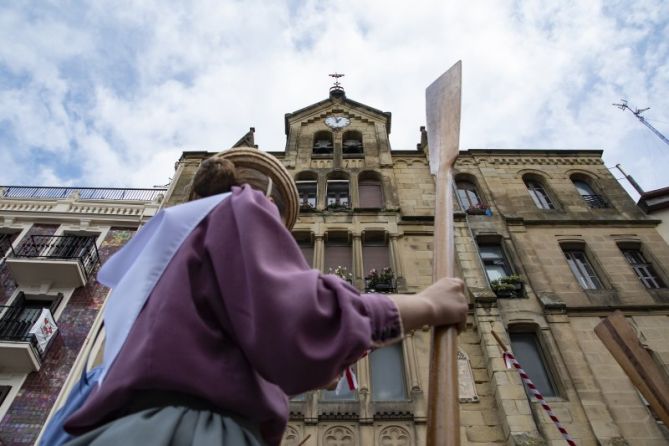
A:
40,367,103,446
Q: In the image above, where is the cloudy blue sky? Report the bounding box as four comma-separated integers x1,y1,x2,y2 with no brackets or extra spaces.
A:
0,0,668,199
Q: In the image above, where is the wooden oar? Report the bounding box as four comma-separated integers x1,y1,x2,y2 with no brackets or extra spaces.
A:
425,61,462,445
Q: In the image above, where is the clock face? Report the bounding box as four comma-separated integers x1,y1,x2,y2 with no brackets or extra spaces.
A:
325,115,351,129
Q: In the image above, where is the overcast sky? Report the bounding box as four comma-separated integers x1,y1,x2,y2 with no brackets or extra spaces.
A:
1,1,668,199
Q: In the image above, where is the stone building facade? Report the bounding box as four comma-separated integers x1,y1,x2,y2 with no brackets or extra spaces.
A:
163,87,669,445
1,86,668,446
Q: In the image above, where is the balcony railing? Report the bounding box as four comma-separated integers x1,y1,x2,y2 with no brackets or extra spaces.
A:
0,186,166,202
581,194,609,209
10,235,100,281
0,305,58,371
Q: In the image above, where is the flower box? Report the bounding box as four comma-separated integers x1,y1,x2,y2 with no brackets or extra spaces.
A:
466,204,491,216
490,275,524,298
365,267,397,293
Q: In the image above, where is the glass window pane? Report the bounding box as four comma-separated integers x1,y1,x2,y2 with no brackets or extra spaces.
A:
564,250,602,289
573,180,594,196
510,333,557,397
370,344,407,401
322,365,357,401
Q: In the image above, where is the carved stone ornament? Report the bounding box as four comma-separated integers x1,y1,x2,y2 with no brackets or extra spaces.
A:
458,350,480,403
282,425,300,446
324,426,354,446
379,426,411,446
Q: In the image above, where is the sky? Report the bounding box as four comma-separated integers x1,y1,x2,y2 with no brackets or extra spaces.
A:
0,0,668,200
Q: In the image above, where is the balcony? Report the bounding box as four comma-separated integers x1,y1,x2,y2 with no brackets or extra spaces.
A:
0,304,58,372
6,235,100,288
581,194,609,209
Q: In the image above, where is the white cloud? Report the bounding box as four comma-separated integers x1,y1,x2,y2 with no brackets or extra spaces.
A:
0,0,667,195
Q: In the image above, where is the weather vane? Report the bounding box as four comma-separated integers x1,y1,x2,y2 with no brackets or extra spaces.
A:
329,72,345,88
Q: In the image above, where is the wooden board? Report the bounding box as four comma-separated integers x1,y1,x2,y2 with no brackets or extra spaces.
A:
594,310,669,426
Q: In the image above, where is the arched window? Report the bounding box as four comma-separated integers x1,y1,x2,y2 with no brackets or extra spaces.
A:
455,180,482,210
313,131,333,154
358,171,384,209
524,176,555,209
295,171,318,211
342,130,363,154
572,178,608,208
326,172,350,210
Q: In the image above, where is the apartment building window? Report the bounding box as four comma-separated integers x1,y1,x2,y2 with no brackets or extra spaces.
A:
342,130,363,155
0,386,10,406
325,233,352,274
370,343,407,401
509,331,557,397
0,292,62,343
456,180,482,209
572,178,608,208
563,249,603,289
326,180,350,210
524,178,555,210
621,249,665,289
478,243,513,283
293,232,314,268
313,131,334,154
0,232,18,258
358,172,384,209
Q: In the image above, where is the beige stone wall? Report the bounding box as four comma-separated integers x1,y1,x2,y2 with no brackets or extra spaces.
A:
161,91,669,445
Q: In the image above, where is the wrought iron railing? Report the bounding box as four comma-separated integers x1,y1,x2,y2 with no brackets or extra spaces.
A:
0,305,57,359
581,194,609,209
10,235,100,280
0,186,166,202
364,277,397,294
0,233,13,257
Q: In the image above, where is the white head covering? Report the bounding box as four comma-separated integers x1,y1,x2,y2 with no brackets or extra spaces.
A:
98,192,231,382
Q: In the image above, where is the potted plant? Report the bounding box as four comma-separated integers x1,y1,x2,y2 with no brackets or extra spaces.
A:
329,265,353,283
299,200,316,212
490,275,524,298
466,203,491,215
326,200,351,211
365,267,396,293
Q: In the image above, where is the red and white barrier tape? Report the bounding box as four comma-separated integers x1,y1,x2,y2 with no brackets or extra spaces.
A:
503,352,576,446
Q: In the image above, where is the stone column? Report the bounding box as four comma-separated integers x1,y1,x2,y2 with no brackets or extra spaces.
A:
314,235,325,272
352,233,363,288
389,234,404,287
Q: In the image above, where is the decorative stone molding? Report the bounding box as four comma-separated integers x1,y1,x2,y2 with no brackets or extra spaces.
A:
458,350,480,403
486,157,603,166
323,426,355,446
282,426,300,445
379,426,411,446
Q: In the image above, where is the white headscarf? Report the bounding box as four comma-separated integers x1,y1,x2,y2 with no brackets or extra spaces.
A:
97,192,231,382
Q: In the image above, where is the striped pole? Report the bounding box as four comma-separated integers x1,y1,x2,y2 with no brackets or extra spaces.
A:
491,331,576,446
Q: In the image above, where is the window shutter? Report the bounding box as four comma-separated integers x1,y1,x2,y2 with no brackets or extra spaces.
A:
359,182,383,208
363,245,390,274
325,245,352,272
300,245,314,268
